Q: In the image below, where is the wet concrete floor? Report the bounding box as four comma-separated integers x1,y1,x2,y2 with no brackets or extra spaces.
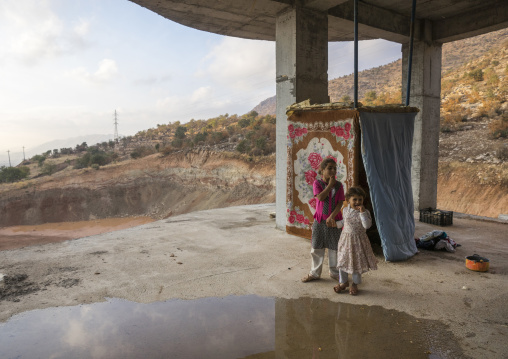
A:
0,295,464,359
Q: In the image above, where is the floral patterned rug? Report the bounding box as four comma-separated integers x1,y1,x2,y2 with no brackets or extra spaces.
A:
286,109,361,239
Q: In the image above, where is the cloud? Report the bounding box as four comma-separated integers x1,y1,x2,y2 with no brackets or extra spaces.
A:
157,86,230,111
69,18,91,48
0,1,90,65
328,40,401,79
68,59,119,84
197,37,275,91
154,85,235,122
132,74,172,86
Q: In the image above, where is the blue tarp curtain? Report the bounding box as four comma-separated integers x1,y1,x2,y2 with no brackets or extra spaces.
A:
360,111,418,261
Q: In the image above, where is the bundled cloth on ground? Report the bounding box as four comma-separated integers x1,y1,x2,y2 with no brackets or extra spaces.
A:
415,230,459,252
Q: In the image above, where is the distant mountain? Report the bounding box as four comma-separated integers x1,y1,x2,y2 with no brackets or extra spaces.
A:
252,28,508,116
1,134,115,167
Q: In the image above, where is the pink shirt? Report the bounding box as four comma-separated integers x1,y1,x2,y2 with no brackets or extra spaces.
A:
313,179,345,222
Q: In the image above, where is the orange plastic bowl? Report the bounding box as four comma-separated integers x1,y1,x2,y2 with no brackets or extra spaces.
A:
465,254,489,272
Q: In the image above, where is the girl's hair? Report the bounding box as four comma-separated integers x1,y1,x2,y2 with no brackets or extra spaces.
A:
317,158,337,175
345,186,367,200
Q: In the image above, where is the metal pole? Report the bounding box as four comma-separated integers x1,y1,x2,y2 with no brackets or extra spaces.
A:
405,0,417,106
23,146,26,161
7,150,11,167
354,0,358,108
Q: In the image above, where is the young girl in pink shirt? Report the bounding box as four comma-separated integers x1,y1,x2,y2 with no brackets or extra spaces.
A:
301,158,345,282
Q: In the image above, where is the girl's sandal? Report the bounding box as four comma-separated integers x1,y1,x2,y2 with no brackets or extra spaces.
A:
349,283,358,296
333,282,349,293
301,274,320,283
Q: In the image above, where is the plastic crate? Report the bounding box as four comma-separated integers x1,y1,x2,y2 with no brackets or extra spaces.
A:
419,208,453,226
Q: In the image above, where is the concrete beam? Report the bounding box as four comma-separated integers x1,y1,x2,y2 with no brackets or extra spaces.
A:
275,6,329,230
433,5,508,43
131,0,508,43
130,0,288,40
401,39,442,210
328,1,413,43
303,0,348,11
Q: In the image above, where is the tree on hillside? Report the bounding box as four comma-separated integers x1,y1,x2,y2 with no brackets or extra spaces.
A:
237,118,249,128
75,142,88,152
193,131,208,145
175,126,187,139
31,154,46,167
0,166,30,183
236,140,250,154
74,147,116,168
59,147,73,155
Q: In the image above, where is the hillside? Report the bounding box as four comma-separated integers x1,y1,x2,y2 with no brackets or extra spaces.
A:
253,28,508,116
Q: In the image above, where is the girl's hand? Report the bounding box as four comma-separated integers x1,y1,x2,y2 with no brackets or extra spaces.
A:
357,205,365,213
328,176,336,187
326,216,336,228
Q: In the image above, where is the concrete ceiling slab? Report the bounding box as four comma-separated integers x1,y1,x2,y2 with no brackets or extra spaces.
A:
129,0,508,43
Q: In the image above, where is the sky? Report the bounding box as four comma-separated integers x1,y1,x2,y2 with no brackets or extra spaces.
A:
0,0,402,166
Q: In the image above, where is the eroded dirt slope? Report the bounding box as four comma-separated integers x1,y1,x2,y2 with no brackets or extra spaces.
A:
437,162,507,218
0,150,275,227
1,140,506,228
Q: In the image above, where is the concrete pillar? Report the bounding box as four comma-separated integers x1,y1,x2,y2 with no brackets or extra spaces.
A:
401,37,442,210
275,6,329,230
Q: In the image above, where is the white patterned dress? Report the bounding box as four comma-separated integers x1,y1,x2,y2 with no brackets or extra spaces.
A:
336,205,378,274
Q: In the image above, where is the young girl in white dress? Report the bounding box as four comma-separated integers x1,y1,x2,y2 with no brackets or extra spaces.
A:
334,186,378,295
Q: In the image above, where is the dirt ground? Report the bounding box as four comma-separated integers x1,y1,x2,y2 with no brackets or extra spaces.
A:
0,217,154,251
0,204,507,358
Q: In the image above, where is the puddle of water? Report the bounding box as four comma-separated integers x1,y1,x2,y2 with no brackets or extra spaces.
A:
0,296,463,359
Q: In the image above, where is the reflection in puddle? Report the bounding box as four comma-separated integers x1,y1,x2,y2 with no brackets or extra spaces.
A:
0,296,462,358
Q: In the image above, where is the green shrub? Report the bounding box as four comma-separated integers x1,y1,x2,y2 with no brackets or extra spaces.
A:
211,131,226,143
74,153,91,169
236,139,250,153
41,162,57,176
340,95,352,103
91,152,109,166
0,166,30,183
489,116,508,139
245,130,256,140
238,118,250,128
130,146,156,159
31,155,46,167
74,149,114,168
174,126,187,139
468,69,484,81
193,132,208,144
255,137,266,150
171,138,183,148
262,115,276,124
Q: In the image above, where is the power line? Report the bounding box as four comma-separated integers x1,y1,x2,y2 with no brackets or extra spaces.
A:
114,110,119,143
